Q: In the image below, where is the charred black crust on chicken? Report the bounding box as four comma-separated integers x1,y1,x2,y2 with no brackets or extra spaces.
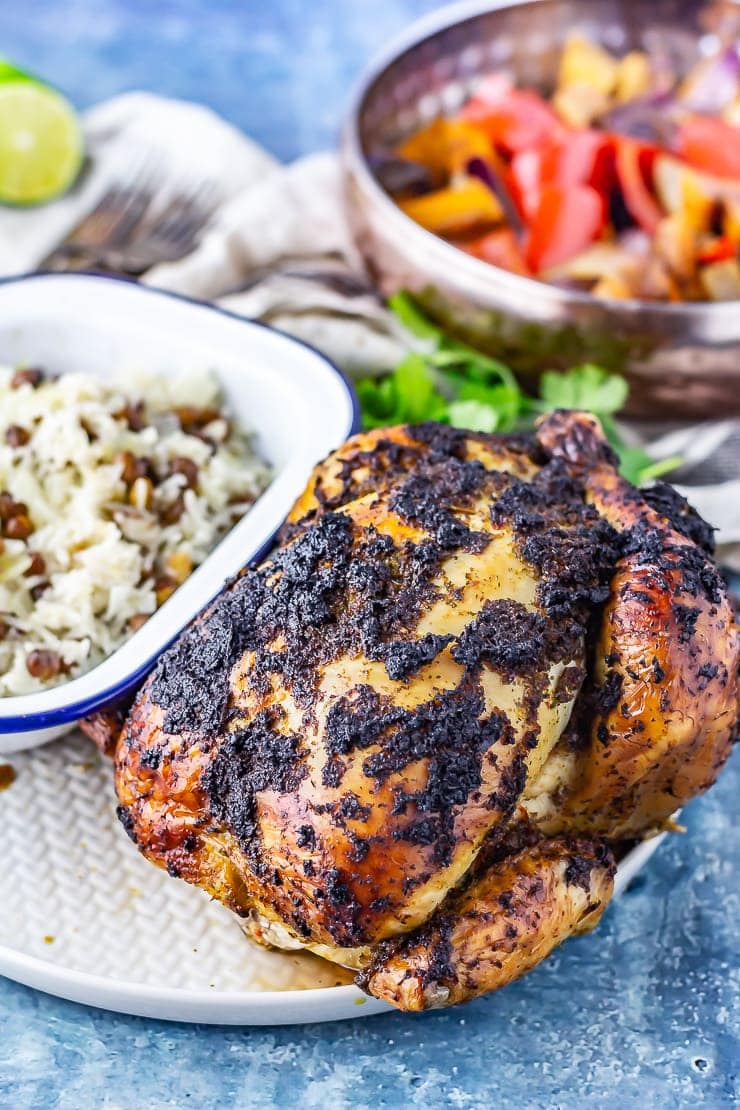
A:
201,710,307,876
115,414,737,973
642,482,715,555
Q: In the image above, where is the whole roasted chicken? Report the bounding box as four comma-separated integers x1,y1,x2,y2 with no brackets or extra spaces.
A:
114,411,739,1011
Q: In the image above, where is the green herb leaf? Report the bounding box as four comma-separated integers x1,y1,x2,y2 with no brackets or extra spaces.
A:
388,291,442,341
636,455,684,483
612,444,654,486
393,353,440,423
448,400,501,433
456,380,523,432
432,343,519,391
360,297,681,486
357,354,448,428
539,364,629,414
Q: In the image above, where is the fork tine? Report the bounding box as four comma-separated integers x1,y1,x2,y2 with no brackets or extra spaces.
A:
105,183,155,248
154,197,214,250
40,164,219,275
37,189,132,271
61,184,132,246
131,180,215,243
40,155,160,264
40,186,153,271
66,152,152,235
121,182,217,261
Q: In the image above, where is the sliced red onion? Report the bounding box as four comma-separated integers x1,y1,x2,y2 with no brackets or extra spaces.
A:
602,90,679,144
642,27,702,93
466,156,525,236
679,45,740,113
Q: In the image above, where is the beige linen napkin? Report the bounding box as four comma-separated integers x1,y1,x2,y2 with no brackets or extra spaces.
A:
0,93,737,565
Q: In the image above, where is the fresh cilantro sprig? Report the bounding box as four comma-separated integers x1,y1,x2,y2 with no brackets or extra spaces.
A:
357,292,681,487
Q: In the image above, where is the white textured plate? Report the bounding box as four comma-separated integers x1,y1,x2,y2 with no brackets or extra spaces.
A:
0,732,664,1025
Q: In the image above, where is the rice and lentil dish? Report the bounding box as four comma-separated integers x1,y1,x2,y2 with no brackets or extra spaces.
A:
0,364,270,696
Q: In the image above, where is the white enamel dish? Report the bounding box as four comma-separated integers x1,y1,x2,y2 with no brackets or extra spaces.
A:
0,272,359,753
0,731,665,1024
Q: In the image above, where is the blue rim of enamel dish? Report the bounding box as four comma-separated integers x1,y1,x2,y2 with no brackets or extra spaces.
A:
0,271,361,733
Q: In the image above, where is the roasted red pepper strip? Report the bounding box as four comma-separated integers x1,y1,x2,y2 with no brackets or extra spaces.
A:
508,149,545,221
463,89,564,154
697,235,737,264
677,116,740,180
543,130,613,192
509,130,613,221
458,228,531,275
614,138,663,234
525,183,605,272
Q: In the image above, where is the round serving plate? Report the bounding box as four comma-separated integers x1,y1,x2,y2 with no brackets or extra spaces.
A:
0,731,664,1026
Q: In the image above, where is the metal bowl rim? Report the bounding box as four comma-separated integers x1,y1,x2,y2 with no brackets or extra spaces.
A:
342,0,740,320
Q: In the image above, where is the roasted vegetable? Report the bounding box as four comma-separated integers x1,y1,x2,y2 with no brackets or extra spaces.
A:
525,183,605,272
383,30,740,302
399,178,503,236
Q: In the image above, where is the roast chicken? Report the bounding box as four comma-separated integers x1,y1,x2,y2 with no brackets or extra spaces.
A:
113,411,739,1011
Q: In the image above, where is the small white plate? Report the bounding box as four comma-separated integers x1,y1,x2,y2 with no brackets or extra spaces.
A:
0,731,664,1025
0,273,359,752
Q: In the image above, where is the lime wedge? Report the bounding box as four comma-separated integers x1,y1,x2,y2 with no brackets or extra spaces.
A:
0,55,35,83
0,81,83,205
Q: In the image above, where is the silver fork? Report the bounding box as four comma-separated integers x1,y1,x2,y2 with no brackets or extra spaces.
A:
104,180,217,274
40,168,156,272
40,173,217,276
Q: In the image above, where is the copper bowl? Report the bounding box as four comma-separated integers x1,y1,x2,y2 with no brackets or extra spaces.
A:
341,0,740,418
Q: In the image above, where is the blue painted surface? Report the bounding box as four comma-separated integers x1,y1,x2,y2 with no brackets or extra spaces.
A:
1,761,738,1108
0,2,738,1107
0,0,443,162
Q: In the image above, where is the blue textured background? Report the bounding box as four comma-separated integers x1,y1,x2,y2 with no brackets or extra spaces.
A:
0,2,738,1107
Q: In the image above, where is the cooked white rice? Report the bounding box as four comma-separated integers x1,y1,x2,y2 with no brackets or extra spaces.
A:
0,365,270,696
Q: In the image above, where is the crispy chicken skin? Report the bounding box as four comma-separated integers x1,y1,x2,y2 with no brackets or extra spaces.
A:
80,704,130,758
524,412,739,837
115,413,738,1011
279,424,541,544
